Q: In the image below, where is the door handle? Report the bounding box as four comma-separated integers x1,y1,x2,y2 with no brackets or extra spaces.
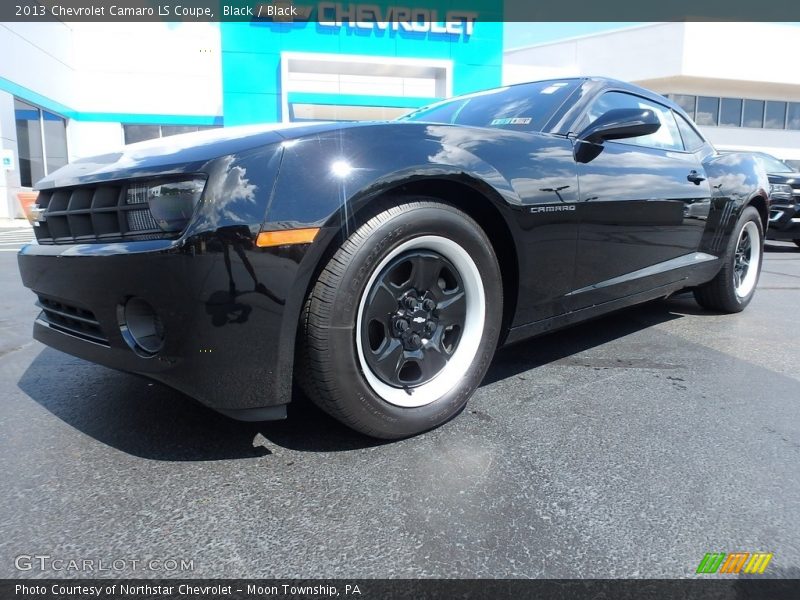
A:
687,170,706,185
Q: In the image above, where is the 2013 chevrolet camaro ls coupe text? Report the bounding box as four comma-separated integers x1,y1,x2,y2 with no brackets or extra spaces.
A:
17,78,769,438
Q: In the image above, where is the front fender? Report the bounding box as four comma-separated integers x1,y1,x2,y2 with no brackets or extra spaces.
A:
264,123,520,228
261,124,528,402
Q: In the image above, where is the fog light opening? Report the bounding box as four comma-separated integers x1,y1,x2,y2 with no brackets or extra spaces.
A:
118,297,165,356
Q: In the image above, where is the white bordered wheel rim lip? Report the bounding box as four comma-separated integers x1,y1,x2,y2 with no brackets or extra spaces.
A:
355,235,486,408
734,220,761,300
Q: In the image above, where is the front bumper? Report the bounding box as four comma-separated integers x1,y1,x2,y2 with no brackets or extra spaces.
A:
17,237,301,416
767,199,800,241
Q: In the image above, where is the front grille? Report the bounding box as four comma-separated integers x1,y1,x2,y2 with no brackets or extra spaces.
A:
32,183,164,245
36,295,109,346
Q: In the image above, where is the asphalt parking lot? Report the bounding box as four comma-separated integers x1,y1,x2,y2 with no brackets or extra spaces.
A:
0,230,798,579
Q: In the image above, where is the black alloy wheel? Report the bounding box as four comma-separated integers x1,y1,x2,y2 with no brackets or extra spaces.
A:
360,250,466,388
297,198,503,439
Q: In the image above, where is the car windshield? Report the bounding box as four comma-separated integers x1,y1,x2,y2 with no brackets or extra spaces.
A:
398,80,580,132
754,153,795,173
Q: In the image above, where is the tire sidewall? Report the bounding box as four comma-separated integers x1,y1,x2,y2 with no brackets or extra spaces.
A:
326,203,502,437
726,206,764,308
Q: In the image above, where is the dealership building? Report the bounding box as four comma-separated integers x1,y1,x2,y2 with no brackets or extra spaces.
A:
1,18,798,221
505,22,800,167
0,12,502,221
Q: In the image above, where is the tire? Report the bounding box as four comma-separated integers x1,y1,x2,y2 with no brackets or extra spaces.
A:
694,206,763,313
298,198,503,439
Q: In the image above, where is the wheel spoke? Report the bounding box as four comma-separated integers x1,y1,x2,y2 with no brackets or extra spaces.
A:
437,291,466,327
409,254,443,291
366,281,399,322
369,338,406,382
741,234,751,252
418,344,448,381
376,337,403,362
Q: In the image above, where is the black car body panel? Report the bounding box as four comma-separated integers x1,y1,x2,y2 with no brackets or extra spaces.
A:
17,78,770,417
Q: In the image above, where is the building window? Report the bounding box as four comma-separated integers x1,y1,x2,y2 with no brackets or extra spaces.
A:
743,99,765,128
280,52,452,124
123,124,218,145
719,98,742,127
290,103,415,122
788,103,800,130
670,94,696,119
765,101,787,129
695,96,719,126
14,98,68,188
669,94,800,131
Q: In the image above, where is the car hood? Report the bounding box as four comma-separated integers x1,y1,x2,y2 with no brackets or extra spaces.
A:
767,172,800,186
34,121,364,190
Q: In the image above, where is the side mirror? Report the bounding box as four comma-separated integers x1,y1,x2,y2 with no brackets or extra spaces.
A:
577,108,661,145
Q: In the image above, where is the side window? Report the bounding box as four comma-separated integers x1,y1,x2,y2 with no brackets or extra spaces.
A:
581,91,684,151
14,98,68,187
674,112,706,151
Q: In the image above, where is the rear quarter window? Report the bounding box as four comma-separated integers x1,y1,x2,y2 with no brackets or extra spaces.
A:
675,112,707,151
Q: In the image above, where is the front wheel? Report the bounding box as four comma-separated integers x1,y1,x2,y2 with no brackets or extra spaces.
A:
694,206,763,313
298,198,503,439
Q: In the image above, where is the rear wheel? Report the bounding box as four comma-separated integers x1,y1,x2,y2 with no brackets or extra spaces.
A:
694,206,763,313
298,198,503,439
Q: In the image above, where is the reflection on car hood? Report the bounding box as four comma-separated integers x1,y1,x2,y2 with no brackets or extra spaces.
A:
34,121,368,190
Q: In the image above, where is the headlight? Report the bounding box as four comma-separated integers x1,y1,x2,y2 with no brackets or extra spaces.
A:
769,183,793,200
126,177,206,233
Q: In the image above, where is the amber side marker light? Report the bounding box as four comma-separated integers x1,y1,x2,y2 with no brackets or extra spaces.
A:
256,227,320,248
17,191,40,225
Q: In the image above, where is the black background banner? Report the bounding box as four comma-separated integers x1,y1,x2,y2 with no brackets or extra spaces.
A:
2,579,800,600
3,0,800,22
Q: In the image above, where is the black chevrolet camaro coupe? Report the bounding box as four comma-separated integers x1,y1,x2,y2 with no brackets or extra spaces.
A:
18,78,769,438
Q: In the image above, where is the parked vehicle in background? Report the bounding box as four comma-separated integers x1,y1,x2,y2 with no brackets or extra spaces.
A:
757,154,800,247
723,151,800,247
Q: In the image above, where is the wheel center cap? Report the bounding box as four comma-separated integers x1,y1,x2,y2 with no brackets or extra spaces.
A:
393,292,438,350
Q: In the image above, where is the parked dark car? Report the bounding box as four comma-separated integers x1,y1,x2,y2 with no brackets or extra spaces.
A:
17,77,769,438
746,152,799,247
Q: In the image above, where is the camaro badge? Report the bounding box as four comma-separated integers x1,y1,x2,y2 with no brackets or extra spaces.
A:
529,205,576,213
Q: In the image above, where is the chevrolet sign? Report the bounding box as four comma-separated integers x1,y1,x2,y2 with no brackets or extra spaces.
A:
257,2,478,37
